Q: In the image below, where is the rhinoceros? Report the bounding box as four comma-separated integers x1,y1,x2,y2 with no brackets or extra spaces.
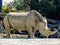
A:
3,10,58,38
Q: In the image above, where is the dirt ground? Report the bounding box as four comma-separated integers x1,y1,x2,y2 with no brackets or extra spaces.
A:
0,34,28,38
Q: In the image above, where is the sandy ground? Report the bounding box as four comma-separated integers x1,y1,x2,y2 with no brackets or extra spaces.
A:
0,34,28,38
0,34,60,45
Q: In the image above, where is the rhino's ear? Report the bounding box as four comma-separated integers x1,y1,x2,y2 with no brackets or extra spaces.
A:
44,16,46,19
30,10,36,12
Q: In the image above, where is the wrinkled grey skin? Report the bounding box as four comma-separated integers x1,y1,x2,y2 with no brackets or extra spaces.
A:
3,10,58,38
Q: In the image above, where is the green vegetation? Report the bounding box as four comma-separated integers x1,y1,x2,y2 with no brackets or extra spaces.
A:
2,5,17,13
2,0,60,20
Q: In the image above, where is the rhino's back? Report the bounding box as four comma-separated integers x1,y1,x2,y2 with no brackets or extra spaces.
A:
8,12,29,16
7,12,36,30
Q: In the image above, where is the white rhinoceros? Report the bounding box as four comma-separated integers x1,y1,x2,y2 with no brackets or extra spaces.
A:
3,10,58,38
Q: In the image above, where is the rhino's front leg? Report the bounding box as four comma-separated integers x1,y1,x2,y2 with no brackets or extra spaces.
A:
27,27,35,38
31,26,37,38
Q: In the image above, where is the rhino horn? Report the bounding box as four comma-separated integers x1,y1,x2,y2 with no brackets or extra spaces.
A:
46,29,58,38
49,30,58,36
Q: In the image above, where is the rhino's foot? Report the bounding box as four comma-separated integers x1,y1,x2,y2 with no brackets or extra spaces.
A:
31,35,36,38
7,36,11,38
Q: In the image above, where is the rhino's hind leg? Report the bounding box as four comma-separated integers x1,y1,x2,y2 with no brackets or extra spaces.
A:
5,30,11,38
4,26,12,38
3,16,12,38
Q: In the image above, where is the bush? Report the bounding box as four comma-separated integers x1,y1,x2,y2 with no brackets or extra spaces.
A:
2,6,17,13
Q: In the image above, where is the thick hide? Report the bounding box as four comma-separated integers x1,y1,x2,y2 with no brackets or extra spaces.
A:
3,10,58,38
